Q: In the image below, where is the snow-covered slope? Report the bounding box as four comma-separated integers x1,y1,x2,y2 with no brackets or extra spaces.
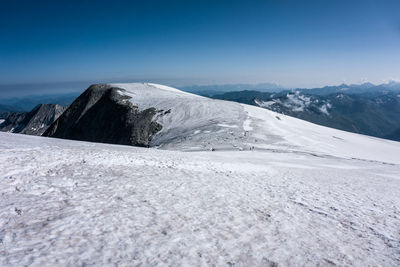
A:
2,83,400,265
111,83,400,164
110,83,247,150
1,132,399,266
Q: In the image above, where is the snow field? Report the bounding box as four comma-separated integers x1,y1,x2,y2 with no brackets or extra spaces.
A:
1,133,399,266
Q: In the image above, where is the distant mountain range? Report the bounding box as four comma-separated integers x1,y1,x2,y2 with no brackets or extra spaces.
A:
212,82,400,141
296,81,400,96
1,81,400,142
0,104,66,135
1,81,399,116
179,82,283,96
179,81,400,97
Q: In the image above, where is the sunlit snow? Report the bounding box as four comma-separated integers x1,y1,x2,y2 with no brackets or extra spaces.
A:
1,83,400,266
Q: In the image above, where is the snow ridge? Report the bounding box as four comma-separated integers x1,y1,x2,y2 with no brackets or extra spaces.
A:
108,83,400,164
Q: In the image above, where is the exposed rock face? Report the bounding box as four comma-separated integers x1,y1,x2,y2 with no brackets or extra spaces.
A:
0,104,67,135
43,84,162,147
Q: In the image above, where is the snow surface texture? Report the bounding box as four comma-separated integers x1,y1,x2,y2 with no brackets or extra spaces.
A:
111,83,400,164
1,132,399,266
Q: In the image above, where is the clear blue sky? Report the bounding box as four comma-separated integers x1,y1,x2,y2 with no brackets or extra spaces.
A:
1,0,400,94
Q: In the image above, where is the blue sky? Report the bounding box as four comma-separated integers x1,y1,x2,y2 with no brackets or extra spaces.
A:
1,0,400,95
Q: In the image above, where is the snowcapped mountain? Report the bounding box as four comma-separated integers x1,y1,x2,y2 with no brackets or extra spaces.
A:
44,82,400,164
2,83,400,266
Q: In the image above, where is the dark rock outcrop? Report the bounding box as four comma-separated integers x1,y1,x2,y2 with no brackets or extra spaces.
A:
0,104,67,135
43,84,162,147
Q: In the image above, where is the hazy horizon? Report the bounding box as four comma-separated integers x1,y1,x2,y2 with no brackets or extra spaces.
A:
1,79,400,99
1,0,400,97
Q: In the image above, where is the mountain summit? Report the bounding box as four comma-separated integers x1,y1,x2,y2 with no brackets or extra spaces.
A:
42,82,400,164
